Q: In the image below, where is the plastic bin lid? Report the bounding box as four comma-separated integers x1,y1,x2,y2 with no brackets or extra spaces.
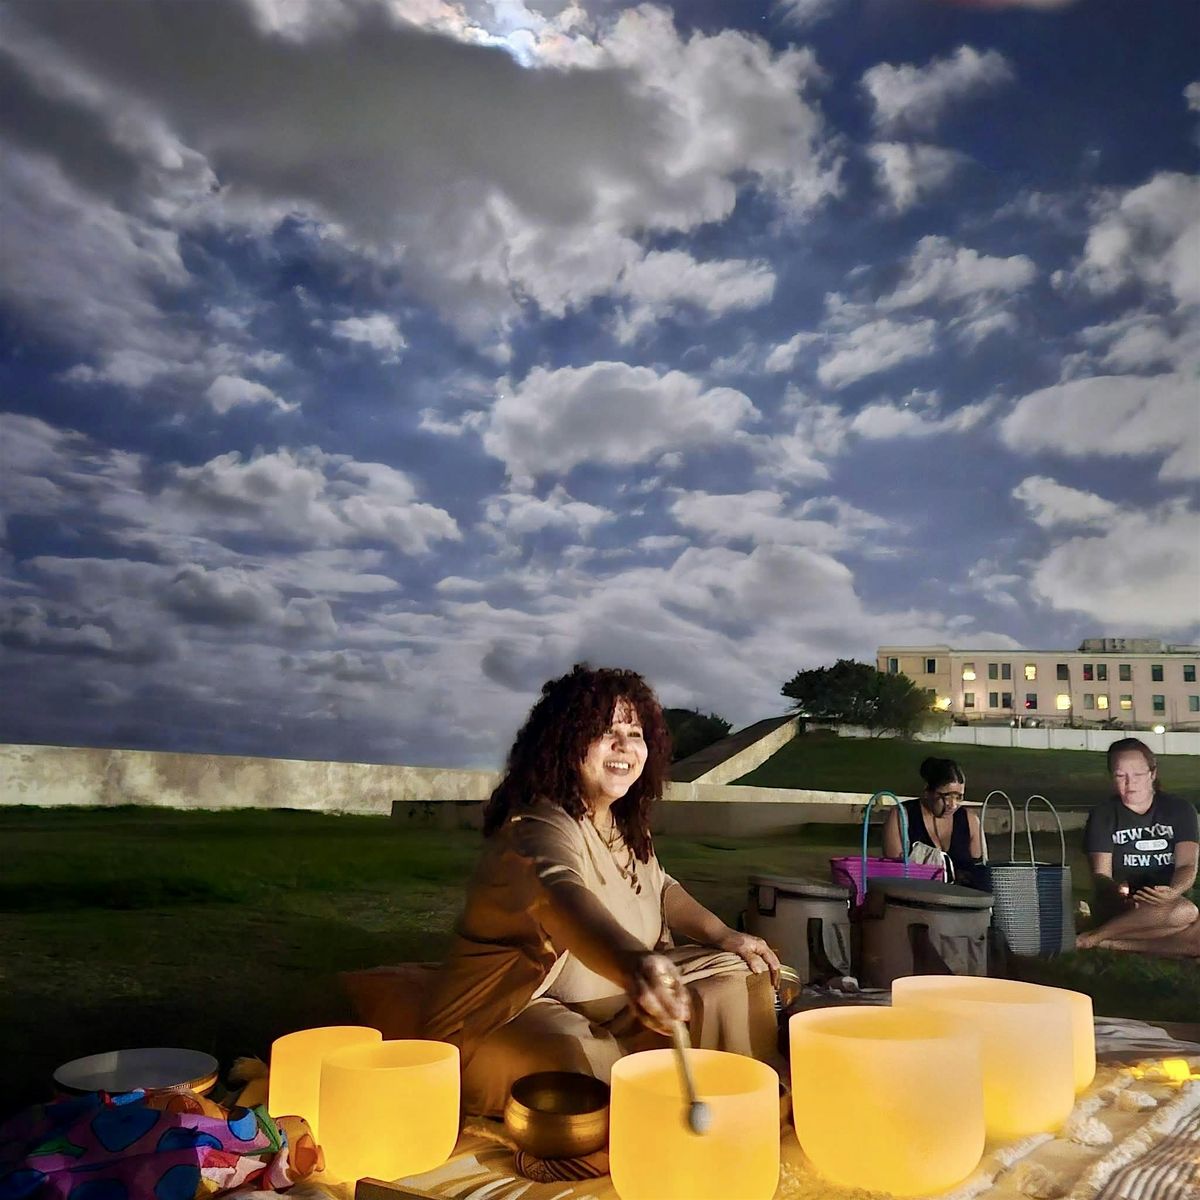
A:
748,874,850,899
53,1048,219,1096
870,877,993,909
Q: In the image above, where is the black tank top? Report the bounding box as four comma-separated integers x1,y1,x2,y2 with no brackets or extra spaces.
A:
900,798,974,882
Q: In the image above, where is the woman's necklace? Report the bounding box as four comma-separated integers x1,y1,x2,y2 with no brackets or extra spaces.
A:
924,806,952,852
589,812,641,894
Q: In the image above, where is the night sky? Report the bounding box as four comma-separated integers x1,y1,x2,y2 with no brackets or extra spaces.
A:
1,0,1197,767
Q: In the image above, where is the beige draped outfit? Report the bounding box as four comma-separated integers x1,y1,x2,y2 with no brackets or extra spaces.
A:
423,800,779,1117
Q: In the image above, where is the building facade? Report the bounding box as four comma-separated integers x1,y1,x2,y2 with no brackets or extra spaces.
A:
876,639,1200,730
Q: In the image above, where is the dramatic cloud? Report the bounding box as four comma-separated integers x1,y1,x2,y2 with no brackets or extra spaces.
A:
0,0,840,360
879,236,1036,310
331,314,406,361
1026,502,1200,629
868,142,965,212
1066,172,1200,306
862,46,1014,135
669,489,879,552
205,374,294,414
612,251,776,342
775,0,842,28
481,362,757,480
1012,476,1118,529
483,487,613,538
1000,374,1199,482
173,449,462,552
816,317,937,388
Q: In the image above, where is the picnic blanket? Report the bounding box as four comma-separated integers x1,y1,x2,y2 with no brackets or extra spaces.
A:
0,1089,321,1199
239,1017,1200,1200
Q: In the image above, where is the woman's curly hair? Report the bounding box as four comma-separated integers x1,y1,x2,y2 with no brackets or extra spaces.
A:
482,663,672,863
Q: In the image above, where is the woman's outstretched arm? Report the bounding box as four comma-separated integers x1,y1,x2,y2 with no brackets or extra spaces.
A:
663,883,780,983
537,878,689,1032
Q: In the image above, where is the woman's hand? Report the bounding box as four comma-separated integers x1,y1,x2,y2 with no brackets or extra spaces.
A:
717,931,781,987
625,951,690,1035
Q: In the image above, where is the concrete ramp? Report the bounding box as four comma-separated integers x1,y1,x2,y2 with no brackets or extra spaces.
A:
670,714,800,785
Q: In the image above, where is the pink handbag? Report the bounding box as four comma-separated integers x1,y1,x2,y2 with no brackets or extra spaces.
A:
830,790,947,906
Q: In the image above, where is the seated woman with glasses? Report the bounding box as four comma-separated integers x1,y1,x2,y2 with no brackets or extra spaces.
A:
1076,737,1199,954
881,756,984,886
423,664,783,1118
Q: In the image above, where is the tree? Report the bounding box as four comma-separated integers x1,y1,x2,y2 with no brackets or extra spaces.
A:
781,659,932,738
664,707,733,761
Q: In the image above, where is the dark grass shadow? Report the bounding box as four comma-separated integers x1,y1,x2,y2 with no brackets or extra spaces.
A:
0,908,451,1120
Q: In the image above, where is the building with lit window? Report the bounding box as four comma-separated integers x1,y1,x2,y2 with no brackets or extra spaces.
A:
876,639,1200,730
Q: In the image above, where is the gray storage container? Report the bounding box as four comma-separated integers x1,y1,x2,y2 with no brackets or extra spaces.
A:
745,874,851,984
857,877,993,989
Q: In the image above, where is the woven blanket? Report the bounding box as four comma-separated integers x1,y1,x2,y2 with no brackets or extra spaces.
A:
242,1018,1200,1200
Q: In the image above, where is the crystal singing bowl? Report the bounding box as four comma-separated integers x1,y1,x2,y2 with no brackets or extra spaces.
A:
319,1039,460,1183
893,974,1095,1093
790,1006,985,1197
503,1070,610,1159
892,976,1076,1139
609,1048,781,1200
268,1025,382,1142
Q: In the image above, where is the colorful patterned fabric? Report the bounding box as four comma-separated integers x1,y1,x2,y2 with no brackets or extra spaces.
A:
0,1088,319,1200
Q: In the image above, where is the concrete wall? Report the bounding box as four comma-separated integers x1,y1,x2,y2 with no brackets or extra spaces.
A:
687,716,801,785
831,724,1200,756
392,784,1086,837
1,743,1085,839
0,743,498,817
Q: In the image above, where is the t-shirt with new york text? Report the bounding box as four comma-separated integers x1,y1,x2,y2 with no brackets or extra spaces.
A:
1083,791,1199,891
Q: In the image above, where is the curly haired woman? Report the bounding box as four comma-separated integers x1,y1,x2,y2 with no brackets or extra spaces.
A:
423,664,782,1118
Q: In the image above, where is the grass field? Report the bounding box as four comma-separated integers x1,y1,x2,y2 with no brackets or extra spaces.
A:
2,805,1198,1120
734,731,1200,808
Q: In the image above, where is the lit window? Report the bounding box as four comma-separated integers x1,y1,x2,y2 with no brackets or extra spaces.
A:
962,662,976,681
1056,694,1071,711
1024,664,1037,681
1119,664,1131,681
1152,694,1165,713
1190,695,1199,712
1082,664,1094,681
1097,664,1108,681
1001,692,1012,708
1119,695,1133,710
1151,664,1163,682
1083,694,1095,709
1185,665,1196,683
989,692,999,708
1097,694,1109,710
964,692,975,708
1056,663,1069,681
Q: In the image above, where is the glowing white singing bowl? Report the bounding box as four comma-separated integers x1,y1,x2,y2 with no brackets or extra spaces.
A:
789,1007,984,1196
893,975,1095,1093
267,1025,381,1141
318,1039,460,1183
609,1049,780,1200
892,976,1075,1139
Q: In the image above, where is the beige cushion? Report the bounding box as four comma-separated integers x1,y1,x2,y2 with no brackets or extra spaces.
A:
339,961,442,1040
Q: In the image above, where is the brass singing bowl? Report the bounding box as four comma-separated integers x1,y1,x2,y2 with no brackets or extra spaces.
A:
504,1071,610,1159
